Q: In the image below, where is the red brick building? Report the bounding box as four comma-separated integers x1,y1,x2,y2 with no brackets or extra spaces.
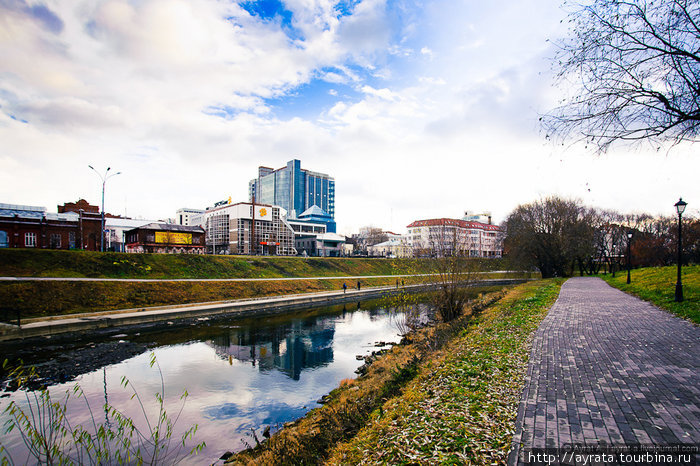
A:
58,199,99,214
0,202,102,250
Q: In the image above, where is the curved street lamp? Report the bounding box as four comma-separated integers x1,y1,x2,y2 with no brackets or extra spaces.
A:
89,165,122,252
626,231,633,284
674,198,687,302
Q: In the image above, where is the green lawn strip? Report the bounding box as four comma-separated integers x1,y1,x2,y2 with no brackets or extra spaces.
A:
598,265,699,324
327,279,563,465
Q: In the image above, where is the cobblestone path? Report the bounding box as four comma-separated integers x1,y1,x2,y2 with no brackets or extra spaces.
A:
509,277,700,465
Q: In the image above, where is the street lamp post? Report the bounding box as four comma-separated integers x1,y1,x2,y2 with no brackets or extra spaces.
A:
89,165,121,252
674,198,687,302
626,231,633,284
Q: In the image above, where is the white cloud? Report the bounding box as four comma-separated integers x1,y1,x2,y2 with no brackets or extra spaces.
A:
360,85,399,101
0,0,697,237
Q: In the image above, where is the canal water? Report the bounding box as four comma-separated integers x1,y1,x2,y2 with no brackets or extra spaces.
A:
0,297,430,465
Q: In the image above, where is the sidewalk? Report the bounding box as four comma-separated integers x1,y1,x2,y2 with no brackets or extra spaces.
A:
510,277,700,464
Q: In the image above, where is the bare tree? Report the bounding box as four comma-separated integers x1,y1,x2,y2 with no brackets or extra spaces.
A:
416,223,480,322
543,0,700,152
504,197,597,278
353,226,389,255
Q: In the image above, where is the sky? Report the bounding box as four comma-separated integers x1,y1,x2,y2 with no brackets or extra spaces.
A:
1,0,698,235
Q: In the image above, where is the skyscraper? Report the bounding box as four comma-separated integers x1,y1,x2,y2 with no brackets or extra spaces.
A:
248,159,335,221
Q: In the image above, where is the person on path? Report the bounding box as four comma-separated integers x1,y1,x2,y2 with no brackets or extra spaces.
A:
357,281,361,290
343,282,347,293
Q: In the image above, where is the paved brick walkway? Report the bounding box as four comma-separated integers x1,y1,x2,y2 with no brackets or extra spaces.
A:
510,277,700,465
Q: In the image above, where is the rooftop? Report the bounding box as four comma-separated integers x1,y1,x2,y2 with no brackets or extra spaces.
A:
407,218,501,231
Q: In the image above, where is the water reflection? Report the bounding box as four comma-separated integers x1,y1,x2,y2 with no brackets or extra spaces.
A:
208,322,335,380
0,298,408,465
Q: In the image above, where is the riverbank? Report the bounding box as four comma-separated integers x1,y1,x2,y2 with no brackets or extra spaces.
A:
227,279,563,465
0,249,523,320
0,279,528,342
0,275,418,320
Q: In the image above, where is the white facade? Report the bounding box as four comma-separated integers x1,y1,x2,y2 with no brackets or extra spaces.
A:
406,218,503,258
202,202,296,255
176,208,205,226
367,238,411,258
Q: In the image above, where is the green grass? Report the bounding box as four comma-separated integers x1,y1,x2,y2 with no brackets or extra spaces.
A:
0,248,439,279
0,249,515,279
326,279,564,465
598,265,699,324
0,250,520,320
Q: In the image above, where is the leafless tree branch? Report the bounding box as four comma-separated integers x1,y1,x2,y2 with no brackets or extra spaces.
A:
543,0,700,152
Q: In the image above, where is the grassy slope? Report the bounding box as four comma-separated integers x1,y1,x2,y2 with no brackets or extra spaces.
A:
598,265,699,324
0,249,517,319
0,249,443,279
0,276,419,319
327,279,563,465
226,280,562,465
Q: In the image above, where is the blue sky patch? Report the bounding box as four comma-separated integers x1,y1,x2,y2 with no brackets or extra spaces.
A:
262,67,376,120
334,0,361,18
239,0,302,39
28,3,64,34
8,113,29,124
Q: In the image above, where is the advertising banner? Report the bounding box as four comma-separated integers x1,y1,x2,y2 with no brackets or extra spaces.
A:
256,207,271,221
155,231,193,244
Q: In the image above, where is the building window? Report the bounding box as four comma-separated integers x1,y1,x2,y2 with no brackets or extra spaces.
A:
25,232,37,248
50,233,61,249
0,231,8,248
69,231,76,249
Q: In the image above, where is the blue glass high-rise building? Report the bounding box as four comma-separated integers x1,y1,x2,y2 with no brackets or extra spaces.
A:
248,159,335,225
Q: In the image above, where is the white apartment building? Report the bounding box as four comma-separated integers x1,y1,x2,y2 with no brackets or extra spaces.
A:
406,218,503,258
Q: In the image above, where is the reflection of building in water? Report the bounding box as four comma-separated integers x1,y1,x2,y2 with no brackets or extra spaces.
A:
207,319,335,380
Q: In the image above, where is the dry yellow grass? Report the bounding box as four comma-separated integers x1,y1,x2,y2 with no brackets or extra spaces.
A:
225,289,511,465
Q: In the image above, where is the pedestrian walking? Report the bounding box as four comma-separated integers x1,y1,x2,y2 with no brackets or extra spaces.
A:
343,282,347,293
357,281,361,290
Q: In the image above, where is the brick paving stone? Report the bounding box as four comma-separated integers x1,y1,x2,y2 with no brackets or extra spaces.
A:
509,277,700,465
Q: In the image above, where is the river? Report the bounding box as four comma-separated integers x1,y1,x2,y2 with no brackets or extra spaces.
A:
0,297,429,465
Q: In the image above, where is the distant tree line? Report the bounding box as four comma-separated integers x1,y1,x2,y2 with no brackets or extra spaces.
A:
504,196,700,278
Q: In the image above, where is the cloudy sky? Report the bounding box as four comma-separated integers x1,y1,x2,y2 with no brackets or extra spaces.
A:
1,0,697,235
